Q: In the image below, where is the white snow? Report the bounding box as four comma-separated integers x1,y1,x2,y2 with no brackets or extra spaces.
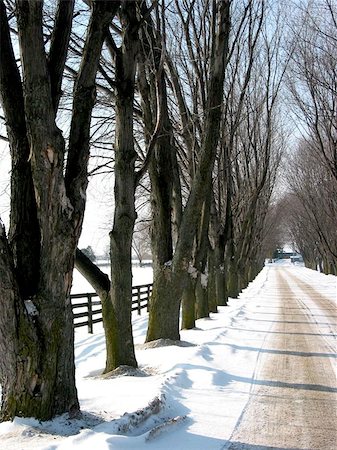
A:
71,264,153,294
200,272,208,288
0,261,336,449
24,299,39,317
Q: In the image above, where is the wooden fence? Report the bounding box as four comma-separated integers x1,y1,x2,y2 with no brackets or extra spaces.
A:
71,283,153,334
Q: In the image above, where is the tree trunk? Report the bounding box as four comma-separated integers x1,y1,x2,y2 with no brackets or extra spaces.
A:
195,273,209,320
227,259,240,299
181,275,196,329
146,267,183,341
207,248,218,313
137,7,181,340
216,238,228,306
209,196,227,307
75,249,117,373
5,198,77,422
0,0,40,299
148,118,174,273
109,2,139,369
0,224,79,421
194,197,211,320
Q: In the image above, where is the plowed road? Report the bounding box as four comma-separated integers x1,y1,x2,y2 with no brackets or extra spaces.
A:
226,266,337,450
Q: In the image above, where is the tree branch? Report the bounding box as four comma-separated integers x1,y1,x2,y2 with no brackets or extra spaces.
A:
75,248,110,295
47,0,75,113
65,0,120,212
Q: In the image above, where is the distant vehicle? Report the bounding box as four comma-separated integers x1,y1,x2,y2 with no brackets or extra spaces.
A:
290,255,303,264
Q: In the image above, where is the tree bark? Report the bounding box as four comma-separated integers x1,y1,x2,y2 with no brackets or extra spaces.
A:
181,275,196,329
0,223,42,421
0,0,40,299
207,247,218,313
109,2,139,369
194,199,212,320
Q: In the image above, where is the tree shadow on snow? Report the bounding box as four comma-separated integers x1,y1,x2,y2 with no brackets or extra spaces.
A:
212,370,337,394
224,343,337,359
222,442,313,450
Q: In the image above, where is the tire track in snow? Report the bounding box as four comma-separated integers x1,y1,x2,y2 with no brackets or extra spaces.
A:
223,267,337,450
282,269,337,355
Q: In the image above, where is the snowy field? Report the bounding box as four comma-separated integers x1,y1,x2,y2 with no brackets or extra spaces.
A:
0,261,336,449
71,263,153,294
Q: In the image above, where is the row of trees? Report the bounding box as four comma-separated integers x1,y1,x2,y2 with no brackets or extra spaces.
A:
0,0,308,422
283,0,337,274
76,0,285,368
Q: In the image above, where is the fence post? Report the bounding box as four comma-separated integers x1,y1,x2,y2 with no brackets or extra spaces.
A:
137,287,141,315
87,294,93,334
147,285,151,312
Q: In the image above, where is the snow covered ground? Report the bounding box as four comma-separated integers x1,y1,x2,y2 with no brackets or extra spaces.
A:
0,261,336,450
71,263,153,294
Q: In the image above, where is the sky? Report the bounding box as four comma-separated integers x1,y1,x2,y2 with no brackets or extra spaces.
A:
0,260,336,450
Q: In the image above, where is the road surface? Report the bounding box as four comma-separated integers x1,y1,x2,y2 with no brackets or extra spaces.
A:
226,265,337,450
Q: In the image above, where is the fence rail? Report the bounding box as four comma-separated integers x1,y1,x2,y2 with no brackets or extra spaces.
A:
71,283,153,333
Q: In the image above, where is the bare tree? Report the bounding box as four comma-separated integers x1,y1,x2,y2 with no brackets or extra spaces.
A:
222,8,287,297
75,0,164,372
0,0,119,421
145,0,231,341
287,0,337,180
285,140,337,273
